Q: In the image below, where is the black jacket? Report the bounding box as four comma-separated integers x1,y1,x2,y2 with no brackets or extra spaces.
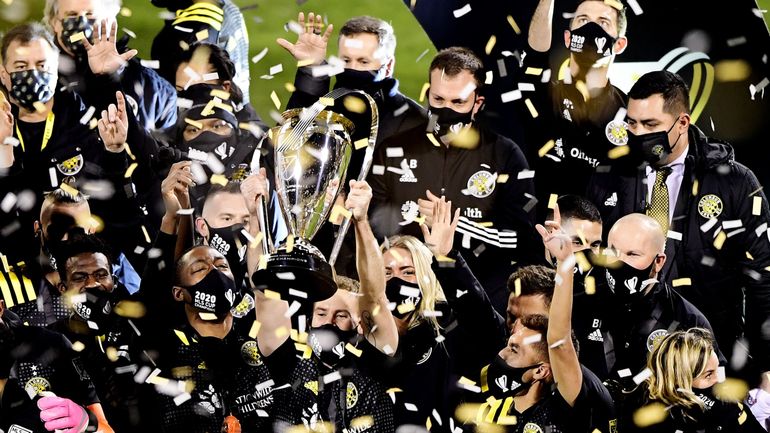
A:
369,124,540,315
587,125,770,374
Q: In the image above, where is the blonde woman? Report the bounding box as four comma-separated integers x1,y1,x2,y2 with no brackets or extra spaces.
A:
626,328,764,432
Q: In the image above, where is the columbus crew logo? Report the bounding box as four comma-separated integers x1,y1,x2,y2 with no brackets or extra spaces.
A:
466,170,496,198
698,194,724,219
240,340,262,366
605,120,629,146
24,377,51,397
56,154,84,175
231,293,254,318
647,329,669,352
346,382,359,409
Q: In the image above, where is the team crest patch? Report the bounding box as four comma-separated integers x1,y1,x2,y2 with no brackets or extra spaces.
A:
416,347,433,365
466,170,496,198
240,340,262,366
647,329,669,352
605,120,629,145
24,376,51,397
231,293,255,318
346,381,359,409
522,422,544,433
56,154,84,176
698,194,723,219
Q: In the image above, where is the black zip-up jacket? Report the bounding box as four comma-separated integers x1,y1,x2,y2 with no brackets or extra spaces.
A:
587,125,770,375
369,124,540,315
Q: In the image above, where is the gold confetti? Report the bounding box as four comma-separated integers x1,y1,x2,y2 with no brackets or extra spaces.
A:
575,80,590,101
691,179,699,196
633,402,667,427
264,289,281,300
284,83,296,93
89,215,104,233
608,145,630,159
258,254,268,270
195,29,209,41
746,251,754,260
184,118,203,129
345,343,363,357
753,196,762,215
286,234,295,253
210,89,230,100
715,378,749,402
513,278,522,297
124,162,138,178
507,15,521,34
715,59,751,82
174,329,190,346
141,225,151,244
354,138,369,150
72,341,86,352
270,91,281,110
419,82,430,102
584,275,596,295
249,232,264,250
427,133,441,147
524,67,543,75
88,118,98,129
389,248,404,264
120,7,132,17
248,320,261,339
713,230,727,250
106,346,119,362
330,205,352,223
547,193,558,209
538,139,555,157
319,97,334,106
397,303,416,315
672,278,692,287
210,174,228,186
343,96,367,113
59,182,79,197
485,35,497,55
524,98,538,118
69,32,86,43
33,101,47,112
604,0,624,10
114,300,146,318
454,403,483,423
297,59,314,67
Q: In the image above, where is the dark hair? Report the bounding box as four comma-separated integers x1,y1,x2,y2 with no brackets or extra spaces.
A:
429,47,485,88
55,233,115,283
628,71,691,115
339,16,396,62
507,265,555,306
176,43,244,105
557,195,602,224
519,314,581,359
197,181,244,216
573,0,628,37
1,23,58,64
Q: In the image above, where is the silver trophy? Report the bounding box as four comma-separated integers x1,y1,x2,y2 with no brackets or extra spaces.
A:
252,89,378,302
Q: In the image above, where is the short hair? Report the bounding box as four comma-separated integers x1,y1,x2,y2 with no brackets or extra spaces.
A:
507,265,555,306
176,43,244,105
429,47,485,89
628,71,691,115
335,275,360,294
557,195,602,224
55,232,114,283
197,181,244,216
519,313,581,359
339,16,396,63
43,184,88,206
44,0,121,28
573,0,628,37
1,23,58,64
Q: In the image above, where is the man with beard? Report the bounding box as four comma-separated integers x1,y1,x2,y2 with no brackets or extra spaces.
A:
3,186,140,327
368,47,538,316
524,0,630,219
44,0,177,131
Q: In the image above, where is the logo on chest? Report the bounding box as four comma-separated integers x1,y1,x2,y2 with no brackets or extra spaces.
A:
466,169,496,198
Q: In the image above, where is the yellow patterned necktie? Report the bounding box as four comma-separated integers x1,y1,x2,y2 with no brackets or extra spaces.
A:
647,167,672,233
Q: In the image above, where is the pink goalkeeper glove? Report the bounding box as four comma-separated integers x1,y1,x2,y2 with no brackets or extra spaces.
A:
37,395,89,433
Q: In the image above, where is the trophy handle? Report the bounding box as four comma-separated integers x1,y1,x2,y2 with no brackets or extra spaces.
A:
327,89,379,266
250,136,275,256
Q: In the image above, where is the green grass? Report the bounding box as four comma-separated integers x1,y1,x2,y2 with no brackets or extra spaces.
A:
1,0,437,119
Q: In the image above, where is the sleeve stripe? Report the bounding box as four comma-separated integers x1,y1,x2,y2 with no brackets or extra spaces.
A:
8,271,25,306
0,272,14,308
22,274,36,302
172,15,223,31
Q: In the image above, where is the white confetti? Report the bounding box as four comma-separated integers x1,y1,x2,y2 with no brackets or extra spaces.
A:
269,64,283,75
501,89,522,103
140,59,159,69
617,368,632,378
386,147,404,158
633,368,653,384
667,230,683,241
627,0,644,15
453,3,472,18
251,47,268,64
517,169,535,179
518,82,535,92
523,333,542,345
722,219,743,229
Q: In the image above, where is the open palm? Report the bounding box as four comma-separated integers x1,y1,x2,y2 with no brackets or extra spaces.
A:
84,20,137,75
276,12,333,65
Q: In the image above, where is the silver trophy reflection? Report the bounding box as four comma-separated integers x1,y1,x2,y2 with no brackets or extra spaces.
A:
252,89,378,302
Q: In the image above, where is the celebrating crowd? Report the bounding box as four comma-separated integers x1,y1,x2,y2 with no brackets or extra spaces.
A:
0,0,768,432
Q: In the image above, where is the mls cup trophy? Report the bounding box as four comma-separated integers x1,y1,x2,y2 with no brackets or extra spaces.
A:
252,88,378,302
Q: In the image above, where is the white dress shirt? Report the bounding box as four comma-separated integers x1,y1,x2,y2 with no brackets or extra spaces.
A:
645,146,689,222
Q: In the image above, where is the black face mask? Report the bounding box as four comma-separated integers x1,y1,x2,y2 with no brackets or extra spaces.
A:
627,121,681,166
307,324,358,368
9,69,55,110
334,68,385,96
568,21,617,68
206,222,249,290
385,277,422,320
177,83,228,105
428,104,475,138
184,130,238,162
71,286,114,330
182,268,237,320
483,355,542,398
604,256,657,301
60,16,95,58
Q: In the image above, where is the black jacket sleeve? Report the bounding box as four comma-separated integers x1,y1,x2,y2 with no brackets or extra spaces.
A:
286,66,332,109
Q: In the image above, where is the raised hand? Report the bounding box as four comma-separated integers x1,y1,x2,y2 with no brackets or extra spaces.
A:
276,12,333,65
420,197,460,257
97,91,129,152
535,204,572,263
345,180,373,222
83,19,137,75
240,168,269,216
417,189,442,228
160,161,194,218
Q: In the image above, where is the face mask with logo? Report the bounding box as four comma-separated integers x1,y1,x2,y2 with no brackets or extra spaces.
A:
184,130,238,162
604,256,657,301
483,355,542,398
334,68,385,96
307,324,358,368
60,16,95,58
181,268,237,320
9,69,55,110
568,21,617,68
206,222,249,290
627,121,681,166
428,104,475,138
71,287,114,330
385,277,423,320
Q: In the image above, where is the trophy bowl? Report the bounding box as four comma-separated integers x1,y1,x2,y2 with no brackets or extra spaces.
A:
251,108,355,302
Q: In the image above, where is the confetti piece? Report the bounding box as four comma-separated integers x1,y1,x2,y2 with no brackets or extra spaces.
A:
276,272,296,280
209,174,228,186
251,47,268,64
517,170,535,179
258,255,268,270
626,0,644,14
453,3,472,17
346,343,363,357
427,133,442,147
667,230,683,241
525,67,543,75
485,70,494,85
386,147,404,158
419,82,430,102
354,138,369,150
120,7,132,17
497,174,509,183
713,231,727,250
124,162,138,178
114,300,146,318
330,205,352,223
264,289,281,300
319,97,334,106
523,333,542,345
297,59,314,68
604,0,624,11
484,35,496,55
323,371,342,384
72,341,86,352
69,32,86,43
195,29,209,41
507,15,521,34
269,64,283,75
501,89,522,103
672,278,692,287
715,378,749,402
633,402,667,427
174,330,190,345
608,145,630,159
633,368,652,384
524,98,538,118
617,368,632,378
753,196,762,215
184,118,203,129
270,91,281,110
248,320,261,339
343,95,367,113
584,275,596,294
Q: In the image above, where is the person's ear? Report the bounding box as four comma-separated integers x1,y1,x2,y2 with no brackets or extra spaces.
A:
563,30,572,49
221,81,232,93
172,286,186,302
195,217,209,239
613,36,628,55
533,363,552,381
471,95,485,119
385,57,395,78
653,253,666,274
0,66,11,94
57,281,67,295
677,113,691,135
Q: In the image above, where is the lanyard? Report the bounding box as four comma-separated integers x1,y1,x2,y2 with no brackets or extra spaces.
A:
15,111,55,152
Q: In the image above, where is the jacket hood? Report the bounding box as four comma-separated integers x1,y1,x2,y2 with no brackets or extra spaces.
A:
689,124,735,169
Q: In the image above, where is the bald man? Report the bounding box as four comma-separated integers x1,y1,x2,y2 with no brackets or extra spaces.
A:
583,213,721,385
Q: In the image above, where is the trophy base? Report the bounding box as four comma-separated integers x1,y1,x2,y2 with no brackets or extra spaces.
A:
251,240,338,303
